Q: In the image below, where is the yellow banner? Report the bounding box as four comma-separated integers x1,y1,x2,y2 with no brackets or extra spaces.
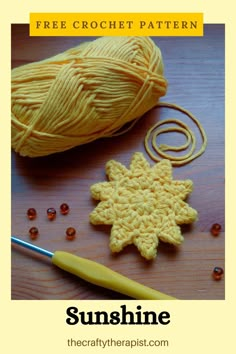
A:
30,13,203,36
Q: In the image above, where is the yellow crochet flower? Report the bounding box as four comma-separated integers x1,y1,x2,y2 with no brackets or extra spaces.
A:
90,152,197,260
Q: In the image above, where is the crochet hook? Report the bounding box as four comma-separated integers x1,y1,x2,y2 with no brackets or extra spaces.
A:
11,236,176,300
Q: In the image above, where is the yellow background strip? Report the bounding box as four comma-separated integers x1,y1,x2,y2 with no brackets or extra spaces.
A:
30,13,203,36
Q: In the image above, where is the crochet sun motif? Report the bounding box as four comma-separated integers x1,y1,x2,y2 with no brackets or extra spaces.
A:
89,152,197,260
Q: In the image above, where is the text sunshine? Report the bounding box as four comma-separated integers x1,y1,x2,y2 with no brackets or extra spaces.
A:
66,305,171,326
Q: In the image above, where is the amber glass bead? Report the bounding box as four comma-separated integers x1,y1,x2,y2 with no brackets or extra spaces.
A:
212,266,224,280
60,203,70,215
210,223,222,236
29,226,39,240
66,227,76,241
27,208,37,220
47,208,56,221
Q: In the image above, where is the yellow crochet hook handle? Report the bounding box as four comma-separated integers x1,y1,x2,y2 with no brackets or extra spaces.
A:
52,251,176,300
11,236,176,300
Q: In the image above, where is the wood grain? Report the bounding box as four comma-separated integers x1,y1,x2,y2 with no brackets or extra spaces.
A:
11,24,225,300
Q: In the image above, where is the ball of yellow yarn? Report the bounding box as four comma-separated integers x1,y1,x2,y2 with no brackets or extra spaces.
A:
11,36,168,157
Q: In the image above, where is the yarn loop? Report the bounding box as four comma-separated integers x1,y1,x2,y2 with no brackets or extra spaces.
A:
144,102,208,166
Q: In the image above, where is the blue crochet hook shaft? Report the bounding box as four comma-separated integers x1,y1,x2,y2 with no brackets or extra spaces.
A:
11,236,176,300
12,236,53,257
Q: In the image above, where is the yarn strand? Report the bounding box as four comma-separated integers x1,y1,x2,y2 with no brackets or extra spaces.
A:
144,102,207,166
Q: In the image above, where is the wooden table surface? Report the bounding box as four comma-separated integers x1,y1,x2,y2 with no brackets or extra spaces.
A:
11,24,225,300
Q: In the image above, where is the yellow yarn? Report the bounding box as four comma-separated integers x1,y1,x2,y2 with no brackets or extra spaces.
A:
144,102,208,166
11,36,167,157
90,152,197,260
